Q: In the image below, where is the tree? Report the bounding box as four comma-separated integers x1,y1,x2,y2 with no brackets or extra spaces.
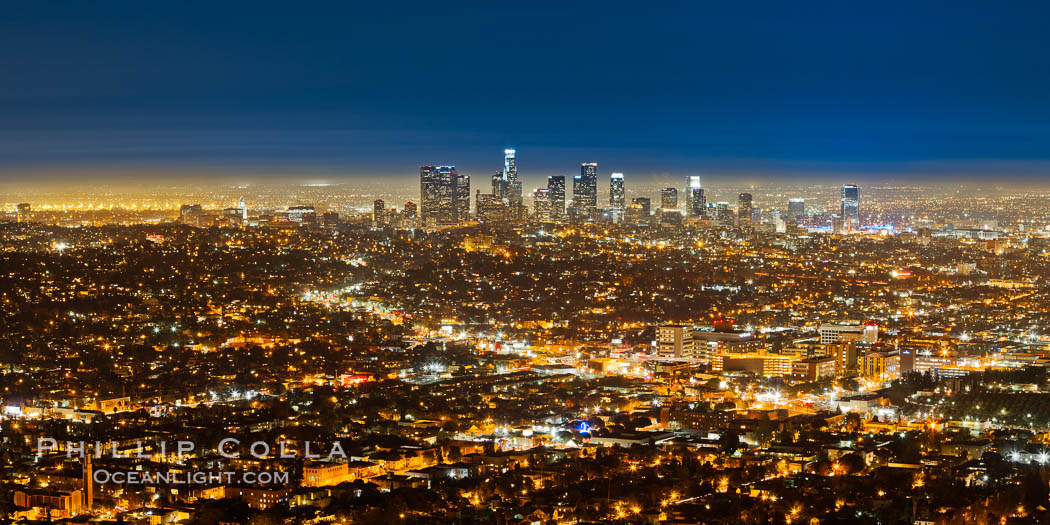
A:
247,511,282,525
1022,469,1049,510
838,453,867,474
843,412,863,433
720,431,741,453
753,419,777,446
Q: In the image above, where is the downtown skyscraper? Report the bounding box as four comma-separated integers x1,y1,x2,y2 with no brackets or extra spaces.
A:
571,162,598,222
454,172,471,222
686,176,706,218
609,172,625,223
841,184,860,230
787,198,805,222
504,149,522,208
547,175,566,220
737,193,753,225
491,149,521,205
661,187,678,211
373,199,385,225
532,188,551,221
420,165,470,226
489,148,523,220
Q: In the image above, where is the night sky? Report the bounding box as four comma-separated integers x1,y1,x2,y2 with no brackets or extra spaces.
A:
2,1,1050,183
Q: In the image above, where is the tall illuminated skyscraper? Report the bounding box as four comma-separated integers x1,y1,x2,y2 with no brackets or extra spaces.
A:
609,172,625,223
238,196,247,220
420,165,468,225
547,175,566,220
491,171,507,201
737,193,753,225
787,198,805,222
686,176,705,218
420,165,448,225
571,175,585,221
373,199,385,225
715,202,732,223
15,203,31,223
630,196,651,220
475,190,503,222
841,184,860,229
661,187,678,210
504,148,522,208
504,148,517,182
454,171,471,222
532,188,551,221
571,162,598,222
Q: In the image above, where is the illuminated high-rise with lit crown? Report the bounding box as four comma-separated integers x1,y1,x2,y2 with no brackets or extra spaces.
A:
609,172,625,223
504,149,521,208
686,176,705,218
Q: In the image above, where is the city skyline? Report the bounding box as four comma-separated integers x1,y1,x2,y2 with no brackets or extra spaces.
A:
4,172,1050,523
6,3,1050,523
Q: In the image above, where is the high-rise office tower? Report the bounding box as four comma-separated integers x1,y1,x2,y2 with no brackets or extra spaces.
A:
533,188,551,221
715,202,732,223
179,204,204,225
631,196,651,218
509,178,523,215
571,175,585,221
657,324,695,358
421,165,449,225
609,172,625,223
322,211,341,229
737,193,753,225
475,190,503,222
454,171,471,222
547,175,566,220
571,162,599,222
504,149,522,208
661,187,678,210
686,176,705,218
787,198,805,222
491,148,521,209
403,201,417,221
504,148,517,180
485,148,523,221
238,196,248,220
420,165,467,225
841,184,860,230
373,199,385,225
15,203,31,223
491,171,508,201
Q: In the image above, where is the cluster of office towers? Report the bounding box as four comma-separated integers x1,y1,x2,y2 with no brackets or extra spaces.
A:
419,150,861,228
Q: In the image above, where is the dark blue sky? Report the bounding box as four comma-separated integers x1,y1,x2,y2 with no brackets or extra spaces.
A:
2,1,1050,182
